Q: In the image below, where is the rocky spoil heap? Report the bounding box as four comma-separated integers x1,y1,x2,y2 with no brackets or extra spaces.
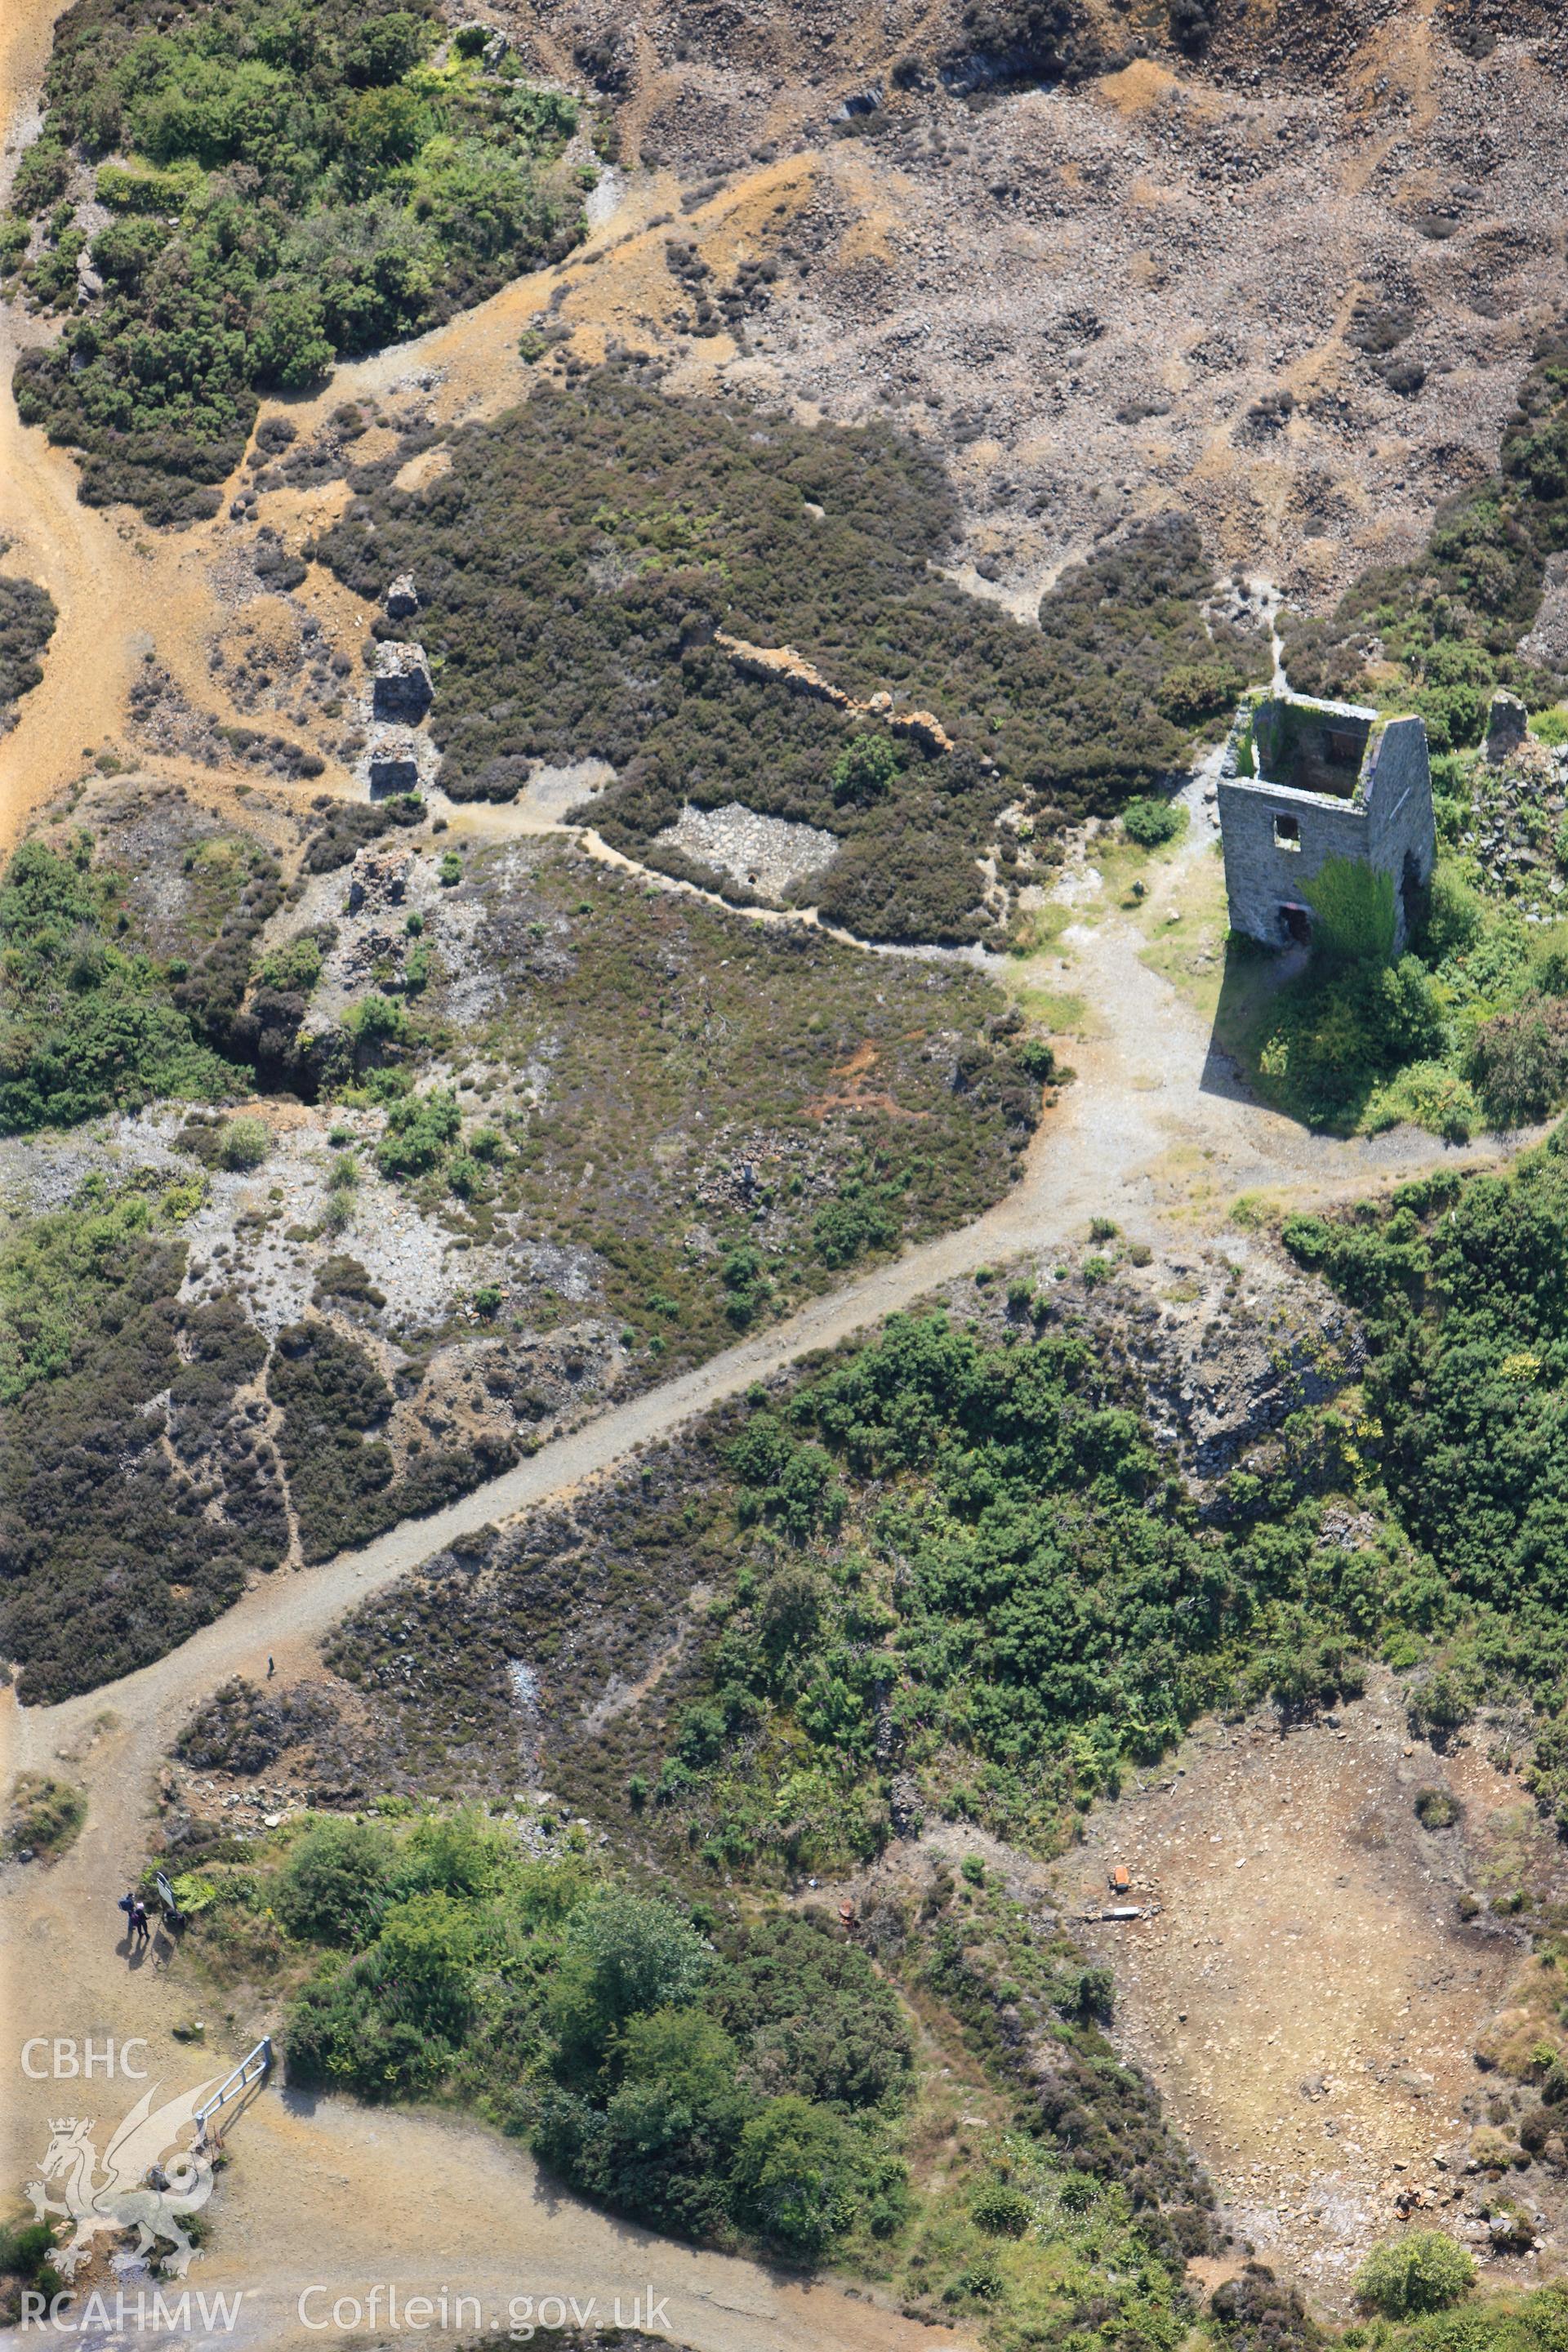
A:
1021,1236,1364,1484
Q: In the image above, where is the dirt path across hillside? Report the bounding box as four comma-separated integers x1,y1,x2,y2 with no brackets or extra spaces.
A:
0,802,1525,2345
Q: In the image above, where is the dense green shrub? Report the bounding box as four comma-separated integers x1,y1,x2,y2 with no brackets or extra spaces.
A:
5,0,584,515
345,993,412,1058
1120,795,1183,847
1251,951,1446,1129
1285,1154,1568,1717
1240,744,1568,1132
641,1310,1392,1867
729,2096,867,2256
0,835,245,1132
257,932,327,996
1423,864,1486,960
0,575,57,719
812,1170,905,1267
1309,856,1397,969
217,1114,270,1171
274,1816,399,1945
831,732,901,806
971,2180,1033,2237
1243,843,1480,1130
537,2053,742,2241
1468,996,1568,1128
708,1913,912,2112
548,1887,710,2062
0,815,314,1130
270,1813,906,2256
376,1085,460,1178
1154,656,1236,723
1354,2233,1475,2319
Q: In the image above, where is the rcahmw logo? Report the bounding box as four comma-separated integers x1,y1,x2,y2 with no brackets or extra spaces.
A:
19,2287,245,2333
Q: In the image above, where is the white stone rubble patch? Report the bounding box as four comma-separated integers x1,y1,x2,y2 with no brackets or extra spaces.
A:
651,800,840,901
509,1238,599,1303
0,1087,597,1352
583,165,625,233
177,1120,514,1338
519,757,616,822
438,890,498,1027
1049,861,1105,906
0,1116,185,1214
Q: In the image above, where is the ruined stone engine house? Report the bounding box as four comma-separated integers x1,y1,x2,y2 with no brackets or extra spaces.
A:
1217,691,1436,951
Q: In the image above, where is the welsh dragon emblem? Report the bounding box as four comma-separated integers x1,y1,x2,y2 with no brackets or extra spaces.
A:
26,2078,223,2278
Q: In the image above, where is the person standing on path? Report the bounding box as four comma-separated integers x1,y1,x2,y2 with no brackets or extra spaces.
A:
130,1895,149,1949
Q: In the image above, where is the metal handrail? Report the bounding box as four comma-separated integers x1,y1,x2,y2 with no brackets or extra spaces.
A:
194,2036,272,2145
